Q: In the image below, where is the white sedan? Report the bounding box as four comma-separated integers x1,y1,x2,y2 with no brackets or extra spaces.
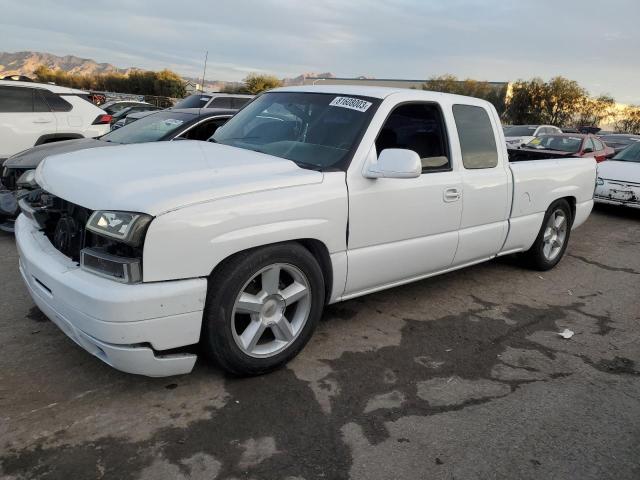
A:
595,142,640,208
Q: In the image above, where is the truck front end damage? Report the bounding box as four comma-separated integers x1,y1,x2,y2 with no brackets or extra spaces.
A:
15,190,207,377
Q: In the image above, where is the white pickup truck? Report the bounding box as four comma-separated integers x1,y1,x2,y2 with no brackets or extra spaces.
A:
15,86,596,377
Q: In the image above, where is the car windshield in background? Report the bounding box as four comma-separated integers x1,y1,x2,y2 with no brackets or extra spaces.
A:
600,136,640,147
101,111,194,144
526,135,583,153
503,125,537,136
212,92,380,169
173,94,212,109
612,142,640,163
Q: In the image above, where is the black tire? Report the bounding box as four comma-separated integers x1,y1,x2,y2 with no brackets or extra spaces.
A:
523,199,572,271
202,243,325,376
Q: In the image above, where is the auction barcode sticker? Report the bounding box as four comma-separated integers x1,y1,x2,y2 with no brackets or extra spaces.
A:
329,97,372,112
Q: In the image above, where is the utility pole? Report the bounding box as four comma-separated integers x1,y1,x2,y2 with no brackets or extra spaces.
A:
200,51,208,92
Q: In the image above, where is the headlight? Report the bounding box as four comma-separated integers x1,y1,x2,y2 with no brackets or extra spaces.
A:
596,177,604,186
17,169,38,189
86,210,152,246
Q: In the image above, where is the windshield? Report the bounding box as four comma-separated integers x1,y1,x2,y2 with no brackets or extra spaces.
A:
101,111,195,144
503,125,537,137
526,135,583,153
174,94,212,109
612,142,640,163
212,92,380,169
600,136,639,147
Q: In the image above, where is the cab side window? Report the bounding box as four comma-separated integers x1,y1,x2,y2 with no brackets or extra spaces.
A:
180,117,229,140
452,104,499,169
209,97,233,108
375,102,450,172
0,86,35,112
583,137,595,152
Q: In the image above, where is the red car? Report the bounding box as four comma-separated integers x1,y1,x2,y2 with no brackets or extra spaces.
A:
522,133,614,162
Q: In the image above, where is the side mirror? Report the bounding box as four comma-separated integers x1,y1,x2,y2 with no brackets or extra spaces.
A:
364,148,421,179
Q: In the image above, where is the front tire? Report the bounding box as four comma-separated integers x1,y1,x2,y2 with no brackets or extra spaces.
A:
523,199,572,271
202,243,325,376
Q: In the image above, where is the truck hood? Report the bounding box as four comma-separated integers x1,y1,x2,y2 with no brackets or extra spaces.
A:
35,141,323,216
5,138,112,169
597,160,640,184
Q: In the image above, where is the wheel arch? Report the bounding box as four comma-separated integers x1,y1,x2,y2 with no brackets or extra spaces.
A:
35,133,84,145
207,238,334,305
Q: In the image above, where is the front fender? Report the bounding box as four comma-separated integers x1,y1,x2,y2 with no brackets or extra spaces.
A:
142,172,348,283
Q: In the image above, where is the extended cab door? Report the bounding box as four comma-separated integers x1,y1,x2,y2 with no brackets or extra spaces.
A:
344,100,463,297
450,103,510,266
0,86,56,158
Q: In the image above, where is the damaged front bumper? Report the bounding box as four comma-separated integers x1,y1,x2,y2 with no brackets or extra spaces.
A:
15,214,208,377
595,180,640,209
0,188,20,232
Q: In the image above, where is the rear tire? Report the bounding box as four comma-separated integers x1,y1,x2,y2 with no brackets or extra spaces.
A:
202,243,325,376
523,199,572,271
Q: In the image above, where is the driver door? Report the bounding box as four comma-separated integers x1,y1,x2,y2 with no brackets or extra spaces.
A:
344,102,462,297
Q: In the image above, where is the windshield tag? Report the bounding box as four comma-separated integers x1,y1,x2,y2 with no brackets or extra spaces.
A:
329,97,372,112
163,119,185,126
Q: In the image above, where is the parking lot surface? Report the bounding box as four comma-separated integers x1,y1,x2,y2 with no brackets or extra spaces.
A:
1,204,639,480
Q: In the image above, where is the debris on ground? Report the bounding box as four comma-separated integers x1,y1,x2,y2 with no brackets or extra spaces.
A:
558,328,574,339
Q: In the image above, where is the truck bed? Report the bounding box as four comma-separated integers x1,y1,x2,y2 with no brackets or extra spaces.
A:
500,157,596,253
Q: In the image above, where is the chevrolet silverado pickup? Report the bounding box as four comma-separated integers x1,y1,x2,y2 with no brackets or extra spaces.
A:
15,86,597,377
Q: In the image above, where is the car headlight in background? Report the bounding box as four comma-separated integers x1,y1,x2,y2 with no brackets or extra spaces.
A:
82,210,152,283
86,210,152,246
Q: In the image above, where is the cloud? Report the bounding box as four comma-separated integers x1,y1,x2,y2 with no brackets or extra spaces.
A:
0,0,639,102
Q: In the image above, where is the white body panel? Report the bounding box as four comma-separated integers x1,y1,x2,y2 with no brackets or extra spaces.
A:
0,80,108,159
594,160,640,209
36,141,323,216
15,85,597,376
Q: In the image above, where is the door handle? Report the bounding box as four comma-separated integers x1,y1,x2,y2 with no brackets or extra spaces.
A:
33,119,52,124
443,187,461,202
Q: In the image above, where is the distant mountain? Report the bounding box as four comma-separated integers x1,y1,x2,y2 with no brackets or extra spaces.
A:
282,72,336,86
0,51,131,78
0,50,339,91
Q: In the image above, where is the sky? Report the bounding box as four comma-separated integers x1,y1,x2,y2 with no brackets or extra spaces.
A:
1,0,639,103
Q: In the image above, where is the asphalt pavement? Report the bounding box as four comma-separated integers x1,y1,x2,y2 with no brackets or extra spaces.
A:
1,204,639,480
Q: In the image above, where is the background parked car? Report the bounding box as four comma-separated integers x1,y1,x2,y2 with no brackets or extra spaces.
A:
519,134,614,162
110,109,159,130
503,124,563,147
109,104,162,126
596,134,640,154
100,100,153,116
0,108,235,232
595,141,640,208
173,93,253,109
0,80,110,161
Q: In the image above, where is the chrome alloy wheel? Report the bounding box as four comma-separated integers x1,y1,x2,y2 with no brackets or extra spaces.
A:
542,209,568,261
231,263,312,358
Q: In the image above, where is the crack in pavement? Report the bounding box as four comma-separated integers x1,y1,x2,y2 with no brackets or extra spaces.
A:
568,254,640,275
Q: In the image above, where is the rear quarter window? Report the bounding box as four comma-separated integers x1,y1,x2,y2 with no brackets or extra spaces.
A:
453,104,499,169
40,90,73,112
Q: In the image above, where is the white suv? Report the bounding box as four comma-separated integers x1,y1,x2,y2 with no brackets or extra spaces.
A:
0,80,111,160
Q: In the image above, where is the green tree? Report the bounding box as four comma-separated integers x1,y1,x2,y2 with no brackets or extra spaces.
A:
422,74,509,116
574,94,616,127
242,73,282,95
32,64,186,98
614,106,640,134
542,77,587,126
504,76,588,127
